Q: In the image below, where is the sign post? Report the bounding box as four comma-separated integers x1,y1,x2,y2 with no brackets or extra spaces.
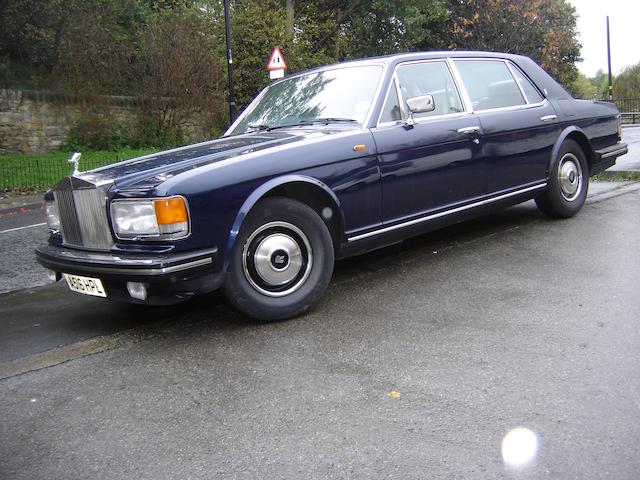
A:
267,47,287,80
223,0,236,123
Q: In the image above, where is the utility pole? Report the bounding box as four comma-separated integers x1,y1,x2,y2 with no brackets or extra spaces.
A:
224,0,236,123
606,16,613,100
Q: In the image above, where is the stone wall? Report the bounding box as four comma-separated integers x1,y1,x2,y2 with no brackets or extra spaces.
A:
0,89,140,153
0,89,215,154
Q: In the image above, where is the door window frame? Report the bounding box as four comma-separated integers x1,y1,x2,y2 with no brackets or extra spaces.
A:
450,58,548,114
376,58,470,128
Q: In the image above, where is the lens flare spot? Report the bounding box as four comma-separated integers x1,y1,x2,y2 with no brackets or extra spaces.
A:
501,427,538,468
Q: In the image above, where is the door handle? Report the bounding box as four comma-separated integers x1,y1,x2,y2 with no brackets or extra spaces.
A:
540,115,557,122
457,126,480,135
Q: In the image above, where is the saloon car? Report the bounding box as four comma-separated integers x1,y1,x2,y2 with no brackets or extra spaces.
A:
36,51,627,320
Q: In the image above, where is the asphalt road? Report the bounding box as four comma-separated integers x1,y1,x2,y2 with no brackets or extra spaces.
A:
0,204,48,294
1,183,639,479
612,126,640,171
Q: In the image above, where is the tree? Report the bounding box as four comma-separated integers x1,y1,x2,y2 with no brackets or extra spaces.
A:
446,0,581,88
137,8,226,142
612,63,640,98
568,72,597,99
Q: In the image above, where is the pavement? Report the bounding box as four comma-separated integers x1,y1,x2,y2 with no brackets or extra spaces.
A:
0,192,43,213
610,125,640,171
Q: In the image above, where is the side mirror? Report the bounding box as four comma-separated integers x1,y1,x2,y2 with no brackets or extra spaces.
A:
406,94,435,114
404,94,435,126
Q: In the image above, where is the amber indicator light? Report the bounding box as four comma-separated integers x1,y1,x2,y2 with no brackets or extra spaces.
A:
353,144,366,151
154,197,188,224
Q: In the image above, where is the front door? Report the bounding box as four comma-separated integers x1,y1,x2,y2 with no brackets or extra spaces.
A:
372,60,485,223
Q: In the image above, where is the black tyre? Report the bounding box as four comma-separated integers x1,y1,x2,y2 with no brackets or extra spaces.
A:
223,197,335,321
536,139,589,218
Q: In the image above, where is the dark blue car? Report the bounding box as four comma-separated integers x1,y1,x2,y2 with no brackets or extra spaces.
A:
36,51,628,320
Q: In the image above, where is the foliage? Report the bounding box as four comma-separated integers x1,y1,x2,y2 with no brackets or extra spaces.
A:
613,63,640,98
343,0,449,58
590,69,611,98
446,0,581,88
568,72,598,99
230,0,291,109
136,8,226,144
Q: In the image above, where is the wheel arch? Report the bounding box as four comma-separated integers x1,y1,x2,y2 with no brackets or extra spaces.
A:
223,175,344,271
549,126,595,175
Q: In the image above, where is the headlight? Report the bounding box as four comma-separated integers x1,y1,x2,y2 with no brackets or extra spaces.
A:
45,201,60,232
110,196,190,240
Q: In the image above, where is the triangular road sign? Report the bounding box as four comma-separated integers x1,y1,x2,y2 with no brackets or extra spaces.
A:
267,47,287,71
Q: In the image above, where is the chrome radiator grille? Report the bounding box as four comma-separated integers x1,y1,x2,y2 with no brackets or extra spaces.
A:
53,176,114,250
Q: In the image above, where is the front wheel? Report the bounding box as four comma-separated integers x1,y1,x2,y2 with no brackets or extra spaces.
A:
536,139,589,218
223,197,335,321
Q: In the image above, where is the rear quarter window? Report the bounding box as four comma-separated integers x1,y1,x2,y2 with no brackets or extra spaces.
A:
510,65,544,104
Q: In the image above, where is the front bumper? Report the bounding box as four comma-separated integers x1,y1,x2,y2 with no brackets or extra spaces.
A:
35,244,224,304
592,142,628,176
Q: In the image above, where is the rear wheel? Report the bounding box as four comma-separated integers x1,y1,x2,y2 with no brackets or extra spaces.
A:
223,197,334,321
536,139,589,218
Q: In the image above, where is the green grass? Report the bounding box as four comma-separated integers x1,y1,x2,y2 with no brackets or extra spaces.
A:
591,170,640,182
0,148,160,193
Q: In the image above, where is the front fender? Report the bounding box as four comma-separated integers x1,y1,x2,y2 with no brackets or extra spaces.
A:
223,175,342,271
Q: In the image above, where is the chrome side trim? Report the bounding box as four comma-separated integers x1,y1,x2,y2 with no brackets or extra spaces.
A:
347,183,547,242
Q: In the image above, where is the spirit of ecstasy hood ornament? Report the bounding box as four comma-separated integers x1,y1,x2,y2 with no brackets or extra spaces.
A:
68,152,81,176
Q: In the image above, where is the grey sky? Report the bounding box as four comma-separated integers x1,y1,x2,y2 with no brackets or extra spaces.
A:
567,0,640,77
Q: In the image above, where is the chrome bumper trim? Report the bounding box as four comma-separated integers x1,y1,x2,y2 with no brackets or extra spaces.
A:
36,245,217,277
597,143,628,160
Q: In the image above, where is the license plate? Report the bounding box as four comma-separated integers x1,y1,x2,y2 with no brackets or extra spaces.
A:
63,273,107,297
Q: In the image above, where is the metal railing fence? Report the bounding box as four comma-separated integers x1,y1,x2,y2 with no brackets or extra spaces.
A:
597,97,640,124
0,156,119,191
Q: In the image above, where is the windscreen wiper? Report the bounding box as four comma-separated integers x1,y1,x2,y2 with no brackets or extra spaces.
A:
247,118,359,133
311,117,359,124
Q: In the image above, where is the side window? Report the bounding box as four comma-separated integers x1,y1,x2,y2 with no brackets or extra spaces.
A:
454,60,526,110
396,61,464,118
380,80,402,123
510,65,544,104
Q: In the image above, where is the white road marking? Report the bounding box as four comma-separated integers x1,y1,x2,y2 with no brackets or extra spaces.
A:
0,222,47,234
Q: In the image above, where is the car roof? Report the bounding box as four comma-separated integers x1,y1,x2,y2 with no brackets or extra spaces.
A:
299,51,528,71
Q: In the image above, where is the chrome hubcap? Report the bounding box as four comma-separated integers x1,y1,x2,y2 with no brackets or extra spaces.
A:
558,153,583,202
242,221,312,297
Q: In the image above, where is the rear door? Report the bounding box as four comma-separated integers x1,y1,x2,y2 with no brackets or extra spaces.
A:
371,59,485,223
452,59,560,194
